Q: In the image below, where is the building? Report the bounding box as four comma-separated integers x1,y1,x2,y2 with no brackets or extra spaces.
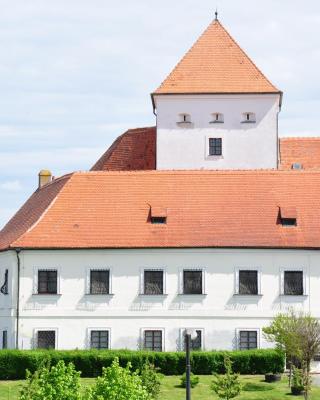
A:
1,15,320,360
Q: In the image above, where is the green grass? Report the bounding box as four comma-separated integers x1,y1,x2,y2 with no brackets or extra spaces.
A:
0,375,319,399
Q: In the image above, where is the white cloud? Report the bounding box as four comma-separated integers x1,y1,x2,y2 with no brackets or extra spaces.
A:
0,180,22,192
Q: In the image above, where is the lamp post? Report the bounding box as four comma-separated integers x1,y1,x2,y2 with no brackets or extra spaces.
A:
184,329,198,400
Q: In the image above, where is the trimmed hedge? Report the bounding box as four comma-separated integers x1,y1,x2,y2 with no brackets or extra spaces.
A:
0,349,284,380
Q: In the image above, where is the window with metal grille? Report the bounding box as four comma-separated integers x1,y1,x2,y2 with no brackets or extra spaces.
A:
209,138,222,156
144,330,162,351
183,270,202,294
2,331,7,349
38,270,57,294
0,269,8,295
90,270,110,294
239,331,257,350
284,271,303,295
90,330,109,350
239,271,258,295
183,330,202,351
144,271,163,295
37,330,56,349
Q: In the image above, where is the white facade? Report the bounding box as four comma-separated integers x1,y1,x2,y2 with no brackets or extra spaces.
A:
1,248,319,354
155,94,281,170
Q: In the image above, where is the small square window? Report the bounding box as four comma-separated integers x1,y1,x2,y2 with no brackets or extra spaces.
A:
38,270,57,294
90,330,109,350
144,271,163,295
177,114,191,124
242,112,256,123
37,330,56,349
209,138,222,156
239,330,257,350
210,113,224,123
90,270,110,294
239,271,258,295
284,271,303,295
144,330,162,351
183,270,203,294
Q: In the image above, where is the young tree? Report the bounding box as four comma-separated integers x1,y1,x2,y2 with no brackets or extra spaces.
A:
211,356,242,400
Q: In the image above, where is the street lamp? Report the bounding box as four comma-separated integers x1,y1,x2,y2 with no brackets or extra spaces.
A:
184,329,198,400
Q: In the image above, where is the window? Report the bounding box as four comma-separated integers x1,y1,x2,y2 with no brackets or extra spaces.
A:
37,330,56,349
279,207,297,226
239,270,258,295
242,112,256,123
239,330,257,350
38,270,57,294
281,218,296,226
183,330,202,351
144,270,163,295
284,271,303,295
2,331,7,349
0,269,8,295
183,270,203,294
90,270,110,294
208,138,222,156
151,216,166,224
210,113,224,123
90,330,109,350
177,114,191,124
144,330,162,351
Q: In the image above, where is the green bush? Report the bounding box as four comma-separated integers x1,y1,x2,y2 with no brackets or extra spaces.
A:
0,349,284,379
211,356,242,400
180,372,200,388
138,362,163,399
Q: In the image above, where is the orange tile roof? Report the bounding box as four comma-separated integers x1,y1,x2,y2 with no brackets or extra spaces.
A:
1,170,320,250
280,138,320,170
91,127,156,171
153,20,280,95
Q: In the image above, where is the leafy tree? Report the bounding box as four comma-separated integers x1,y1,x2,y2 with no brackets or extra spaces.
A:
86,357,151,400
139,362,163,399
19,360,82,400
211,356,242,400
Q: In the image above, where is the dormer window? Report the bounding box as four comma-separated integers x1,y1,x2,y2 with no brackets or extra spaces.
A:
279,207,297,227
210,113,224,124
177,113,191,125
150,206,167,224
242,112,256,123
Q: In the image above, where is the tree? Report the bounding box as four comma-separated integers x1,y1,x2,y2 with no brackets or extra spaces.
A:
211,356,242,400
19,360,82,400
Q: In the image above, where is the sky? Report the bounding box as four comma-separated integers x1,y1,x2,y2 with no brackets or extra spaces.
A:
0,0,320,229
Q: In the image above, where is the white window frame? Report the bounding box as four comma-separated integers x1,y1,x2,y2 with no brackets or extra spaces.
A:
86,267,113,295
206,136,223,159
177,113,191,124
140,327,165,351
179,268,206,295
241,112,256,123
179,328,205,351
87,327,111,350
280,267,308,296
33,328,58,349
234,266,262,295
235,328,260,350
210,112,224,123
33,267,60,295
139,268,166,295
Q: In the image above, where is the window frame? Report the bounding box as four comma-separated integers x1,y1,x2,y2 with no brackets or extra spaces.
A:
234,267,261,296
2,330,7,349
210,112,224,124
33,267,60,295
90,269,110,295
180,328,204,351
280,268,307,296
177,113,192,126
208,138,222,156
180,268,206,295
34,328,58,350
141,269,165,295
87,327,111,349
236,328,260,351
37,269,58,295
241,112,256,123
141,328,164,352
86,267,113,295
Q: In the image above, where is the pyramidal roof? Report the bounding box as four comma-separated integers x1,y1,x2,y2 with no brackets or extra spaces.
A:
153,19,280,95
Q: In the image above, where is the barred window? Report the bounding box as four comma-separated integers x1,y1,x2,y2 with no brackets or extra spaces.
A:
284,271,303,295
2,331,7,349
239,271,258,295
144,330,162,351
183,270,202,294
0,269,8,295
239,331,257,350
37,330,56,349
184,330,202,351
90,270,110,294
144,271,163,295
209,138,222,156
38,270,57,294
90,330,109,350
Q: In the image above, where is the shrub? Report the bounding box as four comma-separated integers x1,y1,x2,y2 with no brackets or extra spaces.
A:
138,362,162,399
292,366,304,391
211,356,242,400
0,349,284,379
19,360,82,400
180,372,200,388
86,357,151,400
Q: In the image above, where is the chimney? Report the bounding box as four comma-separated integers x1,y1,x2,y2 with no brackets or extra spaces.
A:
38,170,52,188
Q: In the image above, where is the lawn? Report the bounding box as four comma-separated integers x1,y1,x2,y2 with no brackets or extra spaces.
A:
0,375,320,399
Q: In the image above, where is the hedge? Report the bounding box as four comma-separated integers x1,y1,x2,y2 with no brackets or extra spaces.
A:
0,349,284,380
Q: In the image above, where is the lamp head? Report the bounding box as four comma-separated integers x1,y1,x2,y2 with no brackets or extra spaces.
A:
184,329,198,340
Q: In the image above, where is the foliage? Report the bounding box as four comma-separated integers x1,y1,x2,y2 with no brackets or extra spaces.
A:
138,362,163,398
0,349,285,379
19,360,82,400
211,356,242,400
86,357,151,400
180,372,200,388
291,366,304,391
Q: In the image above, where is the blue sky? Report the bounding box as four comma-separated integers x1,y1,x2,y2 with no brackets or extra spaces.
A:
0,0,320,229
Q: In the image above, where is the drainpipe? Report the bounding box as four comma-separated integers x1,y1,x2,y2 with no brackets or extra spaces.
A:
15,249,21,349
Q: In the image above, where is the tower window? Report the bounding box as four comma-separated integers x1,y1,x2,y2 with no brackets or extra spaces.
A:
210,113,224,123
242,112,256,123
177,113,191,124
209,138,222,156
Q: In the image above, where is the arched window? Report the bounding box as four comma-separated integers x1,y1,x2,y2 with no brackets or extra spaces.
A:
210,113,224,123
242,112,256,123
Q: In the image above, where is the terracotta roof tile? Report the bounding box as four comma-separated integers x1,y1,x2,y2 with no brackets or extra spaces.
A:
153,20,280,95
2,170,320,250
280,138,320,170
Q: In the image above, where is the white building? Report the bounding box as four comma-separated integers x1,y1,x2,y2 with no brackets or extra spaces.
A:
1,16,320,362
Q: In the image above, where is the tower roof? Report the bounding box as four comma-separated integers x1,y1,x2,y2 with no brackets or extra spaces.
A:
153,19,280,96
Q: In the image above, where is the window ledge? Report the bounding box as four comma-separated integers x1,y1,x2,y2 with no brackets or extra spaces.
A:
176,122,193,128
32,293,62,296
206,155,223,160
241,120,256,124
233,294,263,297
209,120,224,124
85,293,115,296
178,293,207,296
280,294,308,297
139,294,168,297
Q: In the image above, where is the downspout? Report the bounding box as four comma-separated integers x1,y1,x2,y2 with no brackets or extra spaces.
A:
15,248,21,349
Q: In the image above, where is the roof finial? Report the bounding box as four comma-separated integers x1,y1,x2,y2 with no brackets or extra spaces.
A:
215,8,218,21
